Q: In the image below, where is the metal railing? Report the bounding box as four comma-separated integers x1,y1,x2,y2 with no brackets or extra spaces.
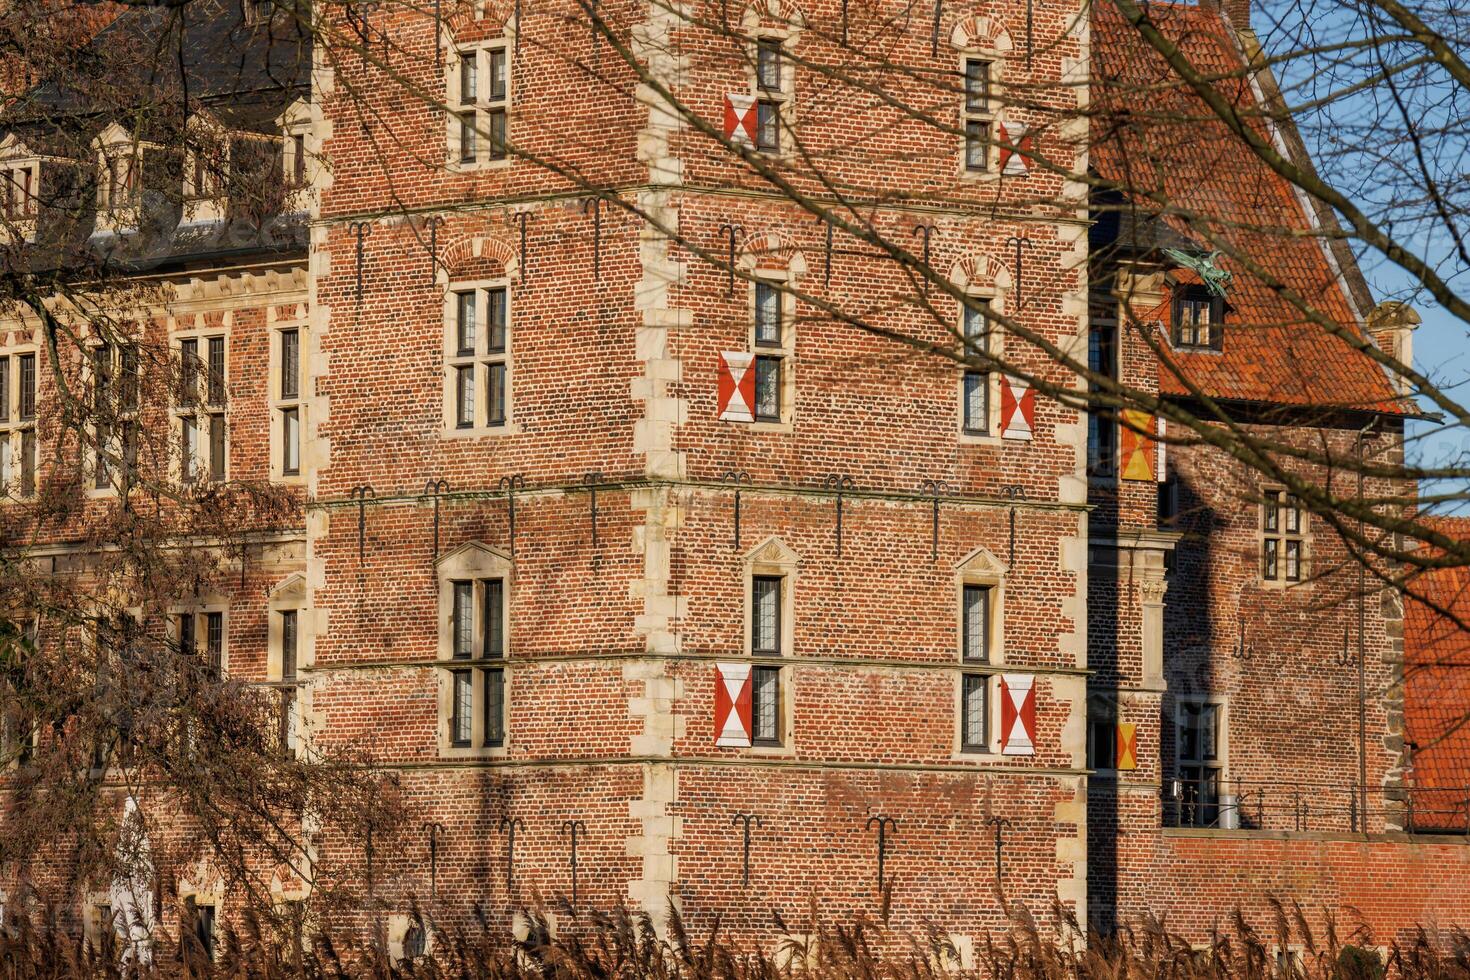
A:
1160,777,1470,835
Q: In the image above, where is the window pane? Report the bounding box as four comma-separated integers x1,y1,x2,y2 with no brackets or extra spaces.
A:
19,429,34,495
962,584,988,661
181,416,197,482
756,101,779,151
451,670,472,744
489,109,507,159
963,303,988,346
0,355,8,422
196,904,216,959
752,575,781,654
487,363,506,426
1264,537,1278,580
452,581,473,658
484,667,505,746
487,288,507,352
92,345,111,408
965,120,989,170
281,329,300,400
459,113,477,163
209,415,226,480
282,407,300,475
963,372,987,433
456,292,476,355
1200,704,1218,760
178,613,196,656
0,437,10,490
18,353,34,419
752,665,779,742
179,339,198,406
489,48,507,101
118,346,138,411
1285,496,1301,533
94,422,110,489
757,39,782,91
207,337,226,406
1285,540,1301,581
484,578,504,658
459,53,477,105
964,59,990,112
754,356,780,421
962,674,988,749
281,610,298,681
455,365,475,428
755,283,781,346
206,612,223,674
291,133,306,185
1264,494,1279,532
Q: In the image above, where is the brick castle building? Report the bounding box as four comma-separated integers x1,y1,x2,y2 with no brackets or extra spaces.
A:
0,0,1466,960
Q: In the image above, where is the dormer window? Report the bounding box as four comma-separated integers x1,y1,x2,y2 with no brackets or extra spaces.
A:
277,99,313,211
94,124,144,231
100,152,136,211
1,164,36,220
1172,287,1224,350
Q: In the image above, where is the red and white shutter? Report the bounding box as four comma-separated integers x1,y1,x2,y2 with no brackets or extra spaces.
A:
717,351,756,422
998,375,1035,440
714,663,753,747
999,674,1036,755
997,121,1033,175
723,94,758,146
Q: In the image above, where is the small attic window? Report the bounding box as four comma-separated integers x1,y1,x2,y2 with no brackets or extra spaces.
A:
1,162,37,220
1172,287,1224,351
243,0,274,26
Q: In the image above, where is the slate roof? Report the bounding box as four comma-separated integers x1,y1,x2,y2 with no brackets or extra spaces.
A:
1089,2,1405,416
1402,517,1470,832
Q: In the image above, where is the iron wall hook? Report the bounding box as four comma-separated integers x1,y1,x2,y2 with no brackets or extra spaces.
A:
824,474,855,557
731,812,763,887
423,820,447,899
719,223,743,295
561,819,587,912
1232,619,1253,661
911,224,935,295
498,474,526,556
514,211,531,284
348,220,372,304
1002,484,1025,567
348,485,375,566
498,815,525,892
584,471,603,550
1005,236,1032,310
920,479,951,562
865,814,898,894
722,470,751,550
930,0,942,56
986,815,1013,892
426,215,446,286
583,198,603,283
425,479,450,564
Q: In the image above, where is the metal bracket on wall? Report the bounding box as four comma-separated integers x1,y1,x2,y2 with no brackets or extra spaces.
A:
349,485,375,566
425,479,450,564
986,815,1013,892
424,821,447,898
731,812,762,887
583,198,603,282
426,215,446,286
1001,484,1025,566
348,220,372,304
866,814,898,894
1335,626,1354,667
1025,0,1034,66
825,474,854,557
515,211,532,284
930,0,942,55
1232,619,1253,661
1005,235,1032,310
920,479,951,562
841,0,849,43
514,0,523,58
911,224,935,295
498,815,525,892
584,471,603,549
499,474,526,555
722,470,750,550
719,222,743,295
561,819,587,912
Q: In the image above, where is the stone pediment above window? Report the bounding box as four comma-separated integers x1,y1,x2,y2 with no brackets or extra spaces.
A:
955,544,1008,582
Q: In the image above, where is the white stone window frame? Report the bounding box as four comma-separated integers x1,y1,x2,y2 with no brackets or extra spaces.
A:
746,31,796,156
953,546,1006,758
166,600,231,677
171,324,231,486
435,542,512,759
82,336,143,500
958,55,998,175
741,536,797,754
1172,694,1230,821
0,338,40,500
0,135,43,243
181,113,230,227
445,38,512,172
956,292,1004,442
949,19,1011,182
442,278,515,437
267,574,308,758
177,877,224,964
1259,485,1309,587
268,309,307,484
742,265,800,433
93,123,148,234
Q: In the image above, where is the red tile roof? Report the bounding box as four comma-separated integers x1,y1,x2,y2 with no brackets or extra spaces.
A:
1402,517,1470,832
1090,3,1406,414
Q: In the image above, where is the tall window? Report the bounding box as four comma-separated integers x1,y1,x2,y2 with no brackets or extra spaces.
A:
754,37,788,153
753,281,786,423
961,57,993,172
961,299,990,434
441,570,505,746
750,574,784,745
177,334,227,482
99,149,138,213
0,351,38,496
90,343,139,492
278,609,300,756
959,583,991,752
1172,288,1224,349
178,609,225,677
1087,319,1117,477
1262,489,1306,582
447,285,510,432
1175,699,1223,827
276,327,303,477
453,43,509,164
1,162,37,220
